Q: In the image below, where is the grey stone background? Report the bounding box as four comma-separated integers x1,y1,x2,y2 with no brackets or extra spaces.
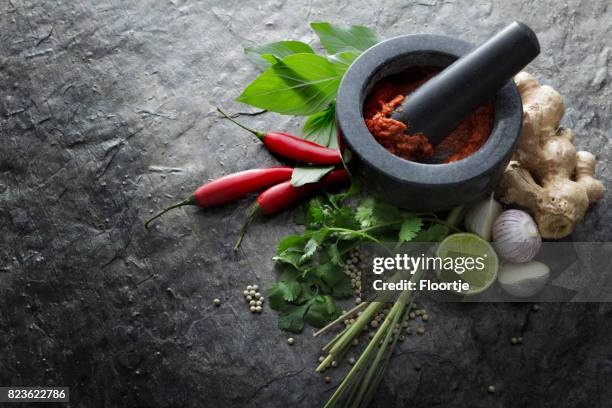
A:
1,0,611,407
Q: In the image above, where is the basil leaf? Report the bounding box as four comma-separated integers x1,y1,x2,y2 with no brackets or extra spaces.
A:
244,41,315,70
302,103,338,148
291,166,334,187
311,22,383,54
329,51,360,75
236,53,341,115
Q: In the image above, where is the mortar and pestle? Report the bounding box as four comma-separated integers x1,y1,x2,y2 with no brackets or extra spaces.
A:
336,22,540,211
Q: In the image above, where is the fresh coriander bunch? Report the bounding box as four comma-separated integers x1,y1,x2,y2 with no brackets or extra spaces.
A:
268,180,455,333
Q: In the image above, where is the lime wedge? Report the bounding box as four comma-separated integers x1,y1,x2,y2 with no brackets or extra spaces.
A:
435,233,499,295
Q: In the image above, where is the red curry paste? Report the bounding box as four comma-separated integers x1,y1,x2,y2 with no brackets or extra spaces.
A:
364,67,494,163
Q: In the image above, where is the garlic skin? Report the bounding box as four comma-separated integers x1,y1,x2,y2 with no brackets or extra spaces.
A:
492,210,541,262
464,195,503,241
498,261,550,297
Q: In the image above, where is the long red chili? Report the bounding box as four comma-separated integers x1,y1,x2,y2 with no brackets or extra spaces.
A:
217,107,343,166
234,169,350,249
144,167,293,229
257,169,350,214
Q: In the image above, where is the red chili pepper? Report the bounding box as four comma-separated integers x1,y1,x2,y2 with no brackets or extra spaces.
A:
145,167,293,229
217,107,343,166
234,169,350,249
257,169,349,215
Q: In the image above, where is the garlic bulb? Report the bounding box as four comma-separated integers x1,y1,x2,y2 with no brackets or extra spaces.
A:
492,210,541,262
498,261,550,297
464,194,503,241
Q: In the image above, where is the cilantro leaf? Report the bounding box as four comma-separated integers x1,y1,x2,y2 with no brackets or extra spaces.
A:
277,235,306,253
268,268,302,309
331,277,353,298
310,22,383,54
326,243,342,265
355,197,402,228
306,197,326,226
273,249,305,270
328,178,362,208
414,224,449,242
304,295,341,328
236,54,341,116
313,261,350,290
278,302,310,333
291,166,334,187
327,206,360,230
300,229,328,264
399,217,423,242
302,103,338,148
245,41,315,70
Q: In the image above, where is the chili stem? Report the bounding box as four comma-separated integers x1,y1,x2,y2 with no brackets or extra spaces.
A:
217,107,265,139
234,204,261,250
229,109,267,117
144,196,196,229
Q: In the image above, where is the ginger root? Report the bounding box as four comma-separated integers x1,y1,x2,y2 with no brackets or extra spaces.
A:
496,72,604,238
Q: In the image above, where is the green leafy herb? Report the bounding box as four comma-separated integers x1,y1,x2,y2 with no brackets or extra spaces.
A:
269,191,434,333
236,53,341,116
399,217,423,242
414,223,449,243
304,295,341,328
355,197,402,229
245,40,315,70
328,51,360,75
310,22,383,54
277,302,310,332
291,166,334,187
302,103,337,148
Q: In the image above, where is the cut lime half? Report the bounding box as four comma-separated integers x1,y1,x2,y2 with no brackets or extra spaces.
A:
435,233,499,296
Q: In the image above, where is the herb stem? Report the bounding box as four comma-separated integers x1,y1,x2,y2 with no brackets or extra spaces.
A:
326,227,383,245
313,301,367,337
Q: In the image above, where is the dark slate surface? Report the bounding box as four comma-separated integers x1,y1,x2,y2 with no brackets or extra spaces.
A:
1,1,611,407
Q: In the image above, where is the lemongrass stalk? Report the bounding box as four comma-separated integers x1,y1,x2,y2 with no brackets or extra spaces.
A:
360,298,415,408
324,293,409,408
343,325,391,407
353,301,408,407
322,326,349,352
328,303,384,356
315,301,384,372
314,302,368,337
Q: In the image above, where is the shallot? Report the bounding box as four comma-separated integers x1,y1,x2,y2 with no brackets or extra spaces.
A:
497,261,550,297
492,210,541,262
